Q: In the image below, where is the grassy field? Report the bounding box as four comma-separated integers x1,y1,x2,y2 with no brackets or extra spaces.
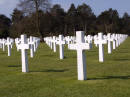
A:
0,37,130,97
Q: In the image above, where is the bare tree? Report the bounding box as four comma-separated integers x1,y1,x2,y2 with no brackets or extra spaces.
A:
18,0,51,40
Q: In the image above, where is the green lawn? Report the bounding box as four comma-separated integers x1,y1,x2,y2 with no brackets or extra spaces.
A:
0,37,130,97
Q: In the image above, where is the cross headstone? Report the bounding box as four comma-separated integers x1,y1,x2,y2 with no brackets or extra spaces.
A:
96,33,107,62
52,36,57,52
115,34,119,47
57,35,65,59
69,31,90,80
15,38,20,51
87,35,93,49
112,34,116,50
107,33,115,54
18,34,29,72
66,36,72,49
29,36,35,58
94,35,98,47
6,37,12,56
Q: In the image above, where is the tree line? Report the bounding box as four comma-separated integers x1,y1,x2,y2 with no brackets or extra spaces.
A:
0,0,130,39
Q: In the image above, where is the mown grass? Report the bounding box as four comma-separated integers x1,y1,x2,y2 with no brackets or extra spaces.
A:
0,37,130,97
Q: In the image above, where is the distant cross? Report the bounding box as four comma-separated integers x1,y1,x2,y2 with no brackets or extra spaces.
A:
66,36,72,49
112,34,116,50
15,38,20,51
107,33,113,54
69,31,90,80
33,37,37,52
57,35,65,59
94,35,98,47
96,33,107,62
6,37,12,56
50,37,53,50
115,34,119,47
29,36,35,58
87,35,93,49
52,36,57,52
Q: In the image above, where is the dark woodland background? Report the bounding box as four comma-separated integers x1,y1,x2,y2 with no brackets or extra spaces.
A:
0,0,130,39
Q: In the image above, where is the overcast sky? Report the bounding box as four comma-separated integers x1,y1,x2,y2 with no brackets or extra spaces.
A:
0,0,130,18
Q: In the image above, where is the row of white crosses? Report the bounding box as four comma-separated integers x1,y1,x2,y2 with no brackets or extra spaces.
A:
44,35,66,59
44,32,128,63
44,35,78,59
28,36,40,57
0,38,14,56
44,31,128,80
0,39,6,51
5,38,14,56
70,32,127,80
106,33,128,54
94,33,128,62
84,35,93,49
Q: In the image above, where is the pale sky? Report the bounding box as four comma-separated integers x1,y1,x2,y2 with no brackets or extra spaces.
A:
0,0,130,18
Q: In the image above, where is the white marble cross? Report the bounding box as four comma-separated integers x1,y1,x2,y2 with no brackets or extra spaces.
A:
96,33,107,62
34,37,40,50
52,36,57,52
28,36,35,58
15,38,20,51
94,35,98,47
0,39,2,48
50,37,53,50
6,37,12,56
115,34,119,47
69,31,90,80
18,34,29,72
87,35,93,49
66,36,72,49
112,34,116,50
107,33,114,54
57,35,65,59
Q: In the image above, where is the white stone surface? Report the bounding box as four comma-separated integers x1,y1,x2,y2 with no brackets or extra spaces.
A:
57,35,65,59
29,36,35,58
97,33,107,62
18,34,29,73
107,33,112,54
69,31,90,80
52,36,57,52
6,37,12,56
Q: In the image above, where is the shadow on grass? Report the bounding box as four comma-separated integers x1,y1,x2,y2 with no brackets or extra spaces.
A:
114,58,130,61
8,65,21,67
30,69,69,73
40,54,56,57
117,50,129,53
88,75,130,80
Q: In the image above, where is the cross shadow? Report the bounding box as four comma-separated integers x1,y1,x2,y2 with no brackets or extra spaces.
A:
118,51,129,53
89,50,96,52
41,54,56,57
114,58,130,61
30,69,69,73
88,75,130,80
8,65,21,67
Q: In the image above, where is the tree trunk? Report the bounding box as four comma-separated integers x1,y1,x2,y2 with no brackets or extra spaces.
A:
34,0,44,42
